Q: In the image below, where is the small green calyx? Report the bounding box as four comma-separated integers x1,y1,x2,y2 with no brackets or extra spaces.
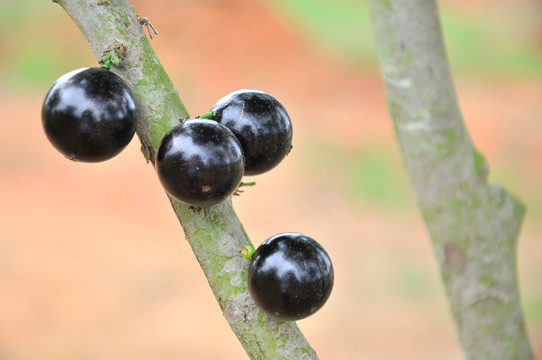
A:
101,52,113,69
100,41,127,70
111,52,121,67
241,246,255,260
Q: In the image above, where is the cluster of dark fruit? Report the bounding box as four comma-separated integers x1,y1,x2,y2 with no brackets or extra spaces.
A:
41,67,292,206
41,66,333,321
156,88,293,206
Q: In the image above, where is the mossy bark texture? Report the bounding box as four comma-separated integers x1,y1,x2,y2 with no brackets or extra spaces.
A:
370,1,533,359
54,1,317,359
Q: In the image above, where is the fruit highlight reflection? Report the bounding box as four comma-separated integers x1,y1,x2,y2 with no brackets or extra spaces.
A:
247,232,334,321
156,119,245,206
41,39,330,329
210,89,293,176
157,89,293,206
41,67,137,162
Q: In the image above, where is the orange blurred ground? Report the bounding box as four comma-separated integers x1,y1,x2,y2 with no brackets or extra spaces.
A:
0,0,541,359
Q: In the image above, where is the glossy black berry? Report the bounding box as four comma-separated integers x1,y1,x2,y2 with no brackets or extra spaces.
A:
156,119,244,206
211,89,292,176
42,67,137,162
248,232,334,320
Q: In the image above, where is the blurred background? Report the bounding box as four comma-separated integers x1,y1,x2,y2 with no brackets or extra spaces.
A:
0,0,541,359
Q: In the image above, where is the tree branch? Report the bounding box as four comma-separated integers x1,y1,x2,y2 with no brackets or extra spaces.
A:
53,0,317,358
370,0,534,358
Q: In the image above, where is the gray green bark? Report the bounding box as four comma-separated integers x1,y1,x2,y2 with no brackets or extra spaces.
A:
53,0,318,359
370,0,534,359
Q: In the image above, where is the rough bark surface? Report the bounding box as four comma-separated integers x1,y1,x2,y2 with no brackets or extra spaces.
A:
370,1,534,359
53,1,318,359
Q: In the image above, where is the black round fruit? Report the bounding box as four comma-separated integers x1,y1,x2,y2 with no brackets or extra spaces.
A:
41,67,137,162
247,232,334,320
211,89,292,176
156,119,245,206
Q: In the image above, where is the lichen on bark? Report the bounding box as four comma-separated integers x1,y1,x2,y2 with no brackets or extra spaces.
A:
370,0,534,359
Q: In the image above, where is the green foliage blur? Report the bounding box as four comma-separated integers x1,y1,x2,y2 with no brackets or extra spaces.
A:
268,0,542,217
0,1,93,91
269,0,542,78
2,0,540,91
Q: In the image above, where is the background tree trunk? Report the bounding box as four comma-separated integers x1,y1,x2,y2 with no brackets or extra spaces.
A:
53,0,318,359
370,0,534,359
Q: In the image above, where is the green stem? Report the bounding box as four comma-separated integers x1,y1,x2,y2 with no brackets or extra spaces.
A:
239,181,256,187
197,110,214,119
